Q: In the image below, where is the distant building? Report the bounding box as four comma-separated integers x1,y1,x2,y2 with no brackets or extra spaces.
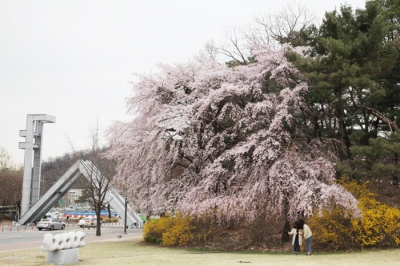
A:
60,189,90,209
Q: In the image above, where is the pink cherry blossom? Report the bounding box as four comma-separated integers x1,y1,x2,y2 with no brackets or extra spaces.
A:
106,44,360,222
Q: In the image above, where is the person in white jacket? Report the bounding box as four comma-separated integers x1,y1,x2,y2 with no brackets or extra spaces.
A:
299,219,312,255
288,221,303,255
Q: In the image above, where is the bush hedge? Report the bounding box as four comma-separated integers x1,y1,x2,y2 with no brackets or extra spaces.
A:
143,177,400,251
101,217,119,223
308,177,400,250
143,212,214,246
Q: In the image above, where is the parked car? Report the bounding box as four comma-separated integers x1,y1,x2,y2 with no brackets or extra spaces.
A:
37,218,65,231
78,217,101,228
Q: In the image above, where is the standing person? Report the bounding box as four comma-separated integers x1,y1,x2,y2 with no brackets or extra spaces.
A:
288,221,303,255
298,219,312,255
66,215,70,222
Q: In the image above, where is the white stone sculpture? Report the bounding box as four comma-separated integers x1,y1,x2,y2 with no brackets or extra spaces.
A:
62,233,72,249
70,231,80,248
40,231,85,252
40,231,85,265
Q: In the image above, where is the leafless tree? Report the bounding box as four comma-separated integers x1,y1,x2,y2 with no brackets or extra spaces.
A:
195,40,219,63
0,146,23,220
83,121,116,236
218,26,250,65
215,2,317,65
67,120,116,236
252,2,317,45
0,173,22,220
0,146,21,173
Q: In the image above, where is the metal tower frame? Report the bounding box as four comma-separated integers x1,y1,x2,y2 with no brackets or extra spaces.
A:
19,114,56,217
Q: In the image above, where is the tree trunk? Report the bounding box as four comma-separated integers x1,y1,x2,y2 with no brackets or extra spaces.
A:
337,105,344,142
95,207,101,236
107,204,111,219
281,221,290,243
281,199,290,243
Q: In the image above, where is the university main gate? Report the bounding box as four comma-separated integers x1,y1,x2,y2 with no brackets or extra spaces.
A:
18,114,142,228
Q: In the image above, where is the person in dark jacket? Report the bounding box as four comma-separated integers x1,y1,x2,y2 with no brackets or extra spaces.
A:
288,221,303,255
298,219,312,255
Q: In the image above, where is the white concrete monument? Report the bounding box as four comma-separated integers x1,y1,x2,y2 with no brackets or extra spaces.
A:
19,114,56,217
41,231,86,265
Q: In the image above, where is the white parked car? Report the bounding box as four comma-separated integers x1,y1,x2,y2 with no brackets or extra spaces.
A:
78,217,101,228
37,218,65,231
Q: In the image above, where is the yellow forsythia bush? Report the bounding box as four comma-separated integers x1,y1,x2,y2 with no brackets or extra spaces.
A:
352,194,400,247
307,208,356,250
162,214,195,246
143,215,172,244
308,177,400,250
143,212,214,246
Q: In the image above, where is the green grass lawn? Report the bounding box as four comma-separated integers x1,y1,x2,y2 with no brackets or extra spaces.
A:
1,239,400,266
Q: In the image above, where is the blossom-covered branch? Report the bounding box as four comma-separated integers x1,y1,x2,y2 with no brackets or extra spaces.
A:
106,44,360,221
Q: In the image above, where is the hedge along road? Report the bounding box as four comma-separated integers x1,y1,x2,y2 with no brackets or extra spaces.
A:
1,235,400,266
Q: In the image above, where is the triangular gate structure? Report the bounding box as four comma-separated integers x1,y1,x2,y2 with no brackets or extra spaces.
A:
19,159,143,228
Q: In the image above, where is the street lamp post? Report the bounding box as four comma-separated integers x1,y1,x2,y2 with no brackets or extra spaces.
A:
123,193,127,234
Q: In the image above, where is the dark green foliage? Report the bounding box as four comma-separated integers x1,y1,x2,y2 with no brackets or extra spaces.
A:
144,235,163,245
289,1,400,180
343,131,400,180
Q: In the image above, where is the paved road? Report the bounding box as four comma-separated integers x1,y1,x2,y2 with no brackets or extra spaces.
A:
0,224,143,253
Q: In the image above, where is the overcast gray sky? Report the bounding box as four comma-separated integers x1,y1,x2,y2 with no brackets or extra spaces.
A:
0,0,367,165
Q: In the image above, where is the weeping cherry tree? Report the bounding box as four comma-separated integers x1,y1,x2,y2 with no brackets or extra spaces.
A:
106,43,360,225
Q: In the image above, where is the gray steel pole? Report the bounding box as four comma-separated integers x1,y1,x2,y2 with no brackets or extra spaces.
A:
124,194,127,234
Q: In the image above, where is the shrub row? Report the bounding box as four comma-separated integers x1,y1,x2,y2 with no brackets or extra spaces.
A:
143,213,214,246
308,177,400,250
143,211,284,250
143,177,400,251
101,217,119,223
